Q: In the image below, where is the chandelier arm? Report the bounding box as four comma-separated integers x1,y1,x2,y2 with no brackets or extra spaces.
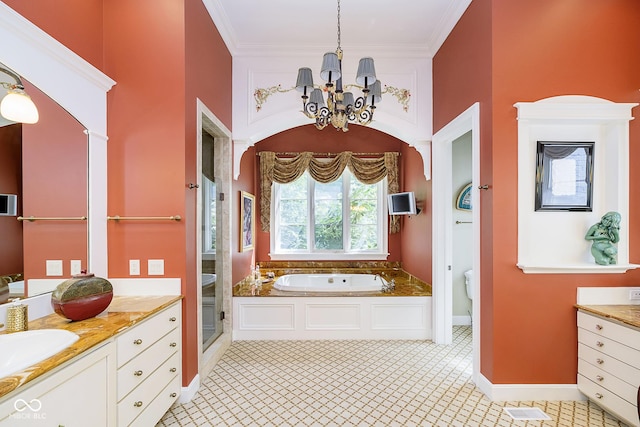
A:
356,107,375,126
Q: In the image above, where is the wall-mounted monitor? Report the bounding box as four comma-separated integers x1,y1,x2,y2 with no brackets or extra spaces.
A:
388,191,417,215
0,194,17,216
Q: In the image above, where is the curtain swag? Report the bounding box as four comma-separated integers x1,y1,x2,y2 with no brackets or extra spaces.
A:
258,151,400,234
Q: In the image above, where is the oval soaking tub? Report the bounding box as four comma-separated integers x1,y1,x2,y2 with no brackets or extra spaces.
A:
273,273,385,293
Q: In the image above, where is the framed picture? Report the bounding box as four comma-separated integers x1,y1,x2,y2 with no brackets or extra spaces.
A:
240,191,255,252
456,183,472,211
535,141,594,211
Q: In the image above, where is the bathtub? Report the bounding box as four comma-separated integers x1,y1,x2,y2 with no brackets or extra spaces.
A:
273,273,385,293
234,273,431,340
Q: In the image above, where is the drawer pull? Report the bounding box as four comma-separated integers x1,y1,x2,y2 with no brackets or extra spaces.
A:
170,367,177,373
170,393,177,398
595,324,603,330
170,317,177,322
134,370,143,376
134,401,143,407
596,375,604,382
133,339,143,345
170,342,177,347
595,393,603,399
596,358,604,365
596,341,604,347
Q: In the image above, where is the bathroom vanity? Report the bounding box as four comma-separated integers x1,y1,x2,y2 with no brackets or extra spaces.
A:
576,305,640,427
0,295,182,426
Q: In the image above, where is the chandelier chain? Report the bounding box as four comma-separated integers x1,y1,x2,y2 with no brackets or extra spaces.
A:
336,0,341,49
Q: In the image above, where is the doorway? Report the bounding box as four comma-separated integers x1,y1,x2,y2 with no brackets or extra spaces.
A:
196,99,232,378
432,102,480,384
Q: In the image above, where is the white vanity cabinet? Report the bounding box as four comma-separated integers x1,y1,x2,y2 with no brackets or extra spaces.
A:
0,341,115,427
577,311,640,427
116,302,182,426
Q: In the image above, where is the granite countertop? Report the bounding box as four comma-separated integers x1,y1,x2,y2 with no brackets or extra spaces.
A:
233,268,431,297
576,304,640,329
0,295,182,399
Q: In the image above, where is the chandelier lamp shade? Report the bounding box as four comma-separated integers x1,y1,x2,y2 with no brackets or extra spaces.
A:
296,0,381,132
0,65,39,124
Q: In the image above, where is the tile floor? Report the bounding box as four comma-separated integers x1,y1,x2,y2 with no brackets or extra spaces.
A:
158,327,629,426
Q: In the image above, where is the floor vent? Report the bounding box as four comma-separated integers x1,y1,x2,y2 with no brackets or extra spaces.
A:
503,407,551,420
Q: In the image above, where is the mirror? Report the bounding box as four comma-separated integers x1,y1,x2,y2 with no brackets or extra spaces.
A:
0,69,88,303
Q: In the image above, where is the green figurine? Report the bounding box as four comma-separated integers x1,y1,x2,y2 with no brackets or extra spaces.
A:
585,211,621,265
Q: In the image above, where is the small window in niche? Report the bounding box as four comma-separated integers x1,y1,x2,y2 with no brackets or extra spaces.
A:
535,141,594,211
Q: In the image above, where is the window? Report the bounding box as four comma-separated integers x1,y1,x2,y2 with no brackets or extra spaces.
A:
271,170,388,260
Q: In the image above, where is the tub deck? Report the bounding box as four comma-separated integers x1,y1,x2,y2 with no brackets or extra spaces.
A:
233,268,431,297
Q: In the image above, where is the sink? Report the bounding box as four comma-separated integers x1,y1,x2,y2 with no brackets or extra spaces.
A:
0,329,79,378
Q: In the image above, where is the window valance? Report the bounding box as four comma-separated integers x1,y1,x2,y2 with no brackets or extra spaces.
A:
258,151,400,233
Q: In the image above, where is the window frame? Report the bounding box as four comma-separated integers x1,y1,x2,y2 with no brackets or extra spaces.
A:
270,170,389,261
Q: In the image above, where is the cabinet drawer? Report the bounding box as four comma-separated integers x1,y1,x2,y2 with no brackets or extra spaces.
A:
117,351,180,426
117,327,180,401
579,328,640,365
130,375,181,427
117,303,181,367
578,358,638,405
578,311,640,352
579,343,640,387
578,375,639,427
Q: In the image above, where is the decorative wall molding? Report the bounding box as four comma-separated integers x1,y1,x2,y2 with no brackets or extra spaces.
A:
253,83,411,113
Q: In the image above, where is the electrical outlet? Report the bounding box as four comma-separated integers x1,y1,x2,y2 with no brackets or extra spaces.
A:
629,289,640,301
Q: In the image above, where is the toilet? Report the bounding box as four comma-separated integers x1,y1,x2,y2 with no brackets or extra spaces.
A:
464,270,474,300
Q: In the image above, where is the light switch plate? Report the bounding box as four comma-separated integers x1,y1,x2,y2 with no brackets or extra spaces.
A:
46,260,63,276
129,259,140,275
70,260,82,275
148,259,164,275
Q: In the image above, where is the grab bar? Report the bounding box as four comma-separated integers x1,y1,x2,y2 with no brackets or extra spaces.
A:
107,215,182,221
18,216,87,222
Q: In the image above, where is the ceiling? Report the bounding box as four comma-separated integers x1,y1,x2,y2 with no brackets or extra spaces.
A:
204,0,472,58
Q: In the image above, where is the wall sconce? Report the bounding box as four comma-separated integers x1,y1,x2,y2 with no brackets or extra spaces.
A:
0,65,39,124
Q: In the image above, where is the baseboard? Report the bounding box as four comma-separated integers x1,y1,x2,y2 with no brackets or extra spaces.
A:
178,374,200,403
475,373,586,402
453,315,471,326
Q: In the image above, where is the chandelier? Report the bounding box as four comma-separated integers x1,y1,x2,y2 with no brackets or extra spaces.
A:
295,0,381,132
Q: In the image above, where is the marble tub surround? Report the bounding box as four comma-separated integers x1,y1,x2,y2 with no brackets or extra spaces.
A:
575,304,640,329
233,261,431,297
0,294,182,399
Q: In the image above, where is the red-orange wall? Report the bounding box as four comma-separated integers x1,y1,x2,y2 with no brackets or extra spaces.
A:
184,0,232,383
399,144,432,284
434,0,640,384
2,0,103,69
0,124,22,276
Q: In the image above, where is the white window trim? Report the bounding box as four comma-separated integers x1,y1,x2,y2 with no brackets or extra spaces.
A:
269,171,389,261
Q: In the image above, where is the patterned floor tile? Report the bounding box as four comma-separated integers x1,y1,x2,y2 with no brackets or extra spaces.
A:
157,327,630,427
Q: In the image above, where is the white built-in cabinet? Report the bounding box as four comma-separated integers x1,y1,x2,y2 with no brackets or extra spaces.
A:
116,302,182,426
0,301,181,427
577,311,640,427
0,341,114,426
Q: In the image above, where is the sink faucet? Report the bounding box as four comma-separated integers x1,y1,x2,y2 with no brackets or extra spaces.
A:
381,278,395,293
